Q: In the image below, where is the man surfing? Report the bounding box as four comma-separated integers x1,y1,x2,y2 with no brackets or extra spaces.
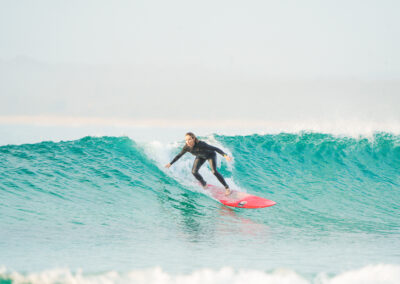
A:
165,132,233,195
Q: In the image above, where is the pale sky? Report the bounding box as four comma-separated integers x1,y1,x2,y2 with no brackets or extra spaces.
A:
1,0,399,77
0,0,399,125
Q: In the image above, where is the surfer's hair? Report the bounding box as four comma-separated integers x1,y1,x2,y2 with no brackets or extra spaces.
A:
185,132,199,144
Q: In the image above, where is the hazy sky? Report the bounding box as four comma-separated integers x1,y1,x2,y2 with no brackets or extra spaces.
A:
0,0,399,126
1,0,399,77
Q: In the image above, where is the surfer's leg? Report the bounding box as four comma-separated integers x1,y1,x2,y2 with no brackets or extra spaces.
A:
208,154,230,193
192,157,207,187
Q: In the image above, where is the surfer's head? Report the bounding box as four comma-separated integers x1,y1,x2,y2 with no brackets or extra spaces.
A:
185,132,198,148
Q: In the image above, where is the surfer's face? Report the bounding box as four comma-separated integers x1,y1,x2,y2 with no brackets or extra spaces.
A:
185,135,195,147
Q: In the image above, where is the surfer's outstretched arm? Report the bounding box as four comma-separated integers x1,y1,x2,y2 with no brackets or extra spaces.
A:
202,142,233,162
202,142,225,156
165,147,188,168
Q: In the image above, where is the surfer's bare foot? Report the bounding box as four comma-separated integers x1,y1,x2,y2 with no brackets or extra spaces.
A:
202,184,208,189
225,188,231,195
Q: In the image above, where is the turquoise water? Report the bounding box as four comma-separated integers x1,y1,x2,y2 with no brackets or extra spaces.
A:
1,133,399,283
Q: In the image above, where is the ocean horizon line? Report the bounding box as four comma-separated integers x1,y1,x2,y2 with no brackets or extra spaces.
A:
1,115,400,136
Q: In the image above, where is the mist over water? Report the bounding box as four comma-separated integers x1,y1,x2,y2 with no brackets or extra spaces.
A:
1,58,400,124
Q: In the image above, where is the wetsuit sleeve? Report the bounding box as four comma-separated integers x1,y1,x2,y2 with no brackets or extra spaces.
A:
202,142,227,156
170,146,188,165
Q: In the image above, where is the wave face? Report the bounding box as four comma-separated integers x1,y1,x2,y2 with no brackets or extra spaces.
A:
1,134,399,282
217,132,400,232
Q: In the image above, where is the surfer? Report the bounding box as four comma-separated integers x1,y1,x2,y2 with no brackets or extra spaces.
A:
165,132,233,195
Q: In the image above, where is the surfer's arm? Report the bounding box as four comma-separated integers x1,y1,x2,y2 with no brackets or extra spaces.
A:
169,147,188,165
202,142,233,161
203,143,227,156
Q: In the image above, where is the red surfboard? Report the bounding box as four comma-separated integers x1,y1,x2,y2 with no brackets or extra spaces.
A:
202,184,276,209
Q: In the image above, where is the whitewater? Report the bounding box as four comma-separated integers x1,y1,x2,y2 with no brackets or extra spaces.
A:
1,126,399,284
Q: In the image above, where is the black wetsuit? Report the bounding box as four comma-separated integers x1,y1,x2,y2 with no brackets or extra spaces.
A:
170,141,229,189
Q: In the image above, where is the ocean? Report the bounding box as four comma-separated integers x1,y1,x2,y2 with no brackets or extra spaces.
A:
0,129,399,283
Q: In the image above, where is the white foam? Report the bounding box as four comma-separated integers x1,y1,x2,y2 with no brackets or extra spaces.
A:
315,264,400,284
1,265,399,284
141,136,240,195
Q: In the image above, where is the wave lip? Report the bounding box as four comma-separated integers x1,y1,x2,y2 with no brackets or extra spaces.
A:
1,265,399,284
